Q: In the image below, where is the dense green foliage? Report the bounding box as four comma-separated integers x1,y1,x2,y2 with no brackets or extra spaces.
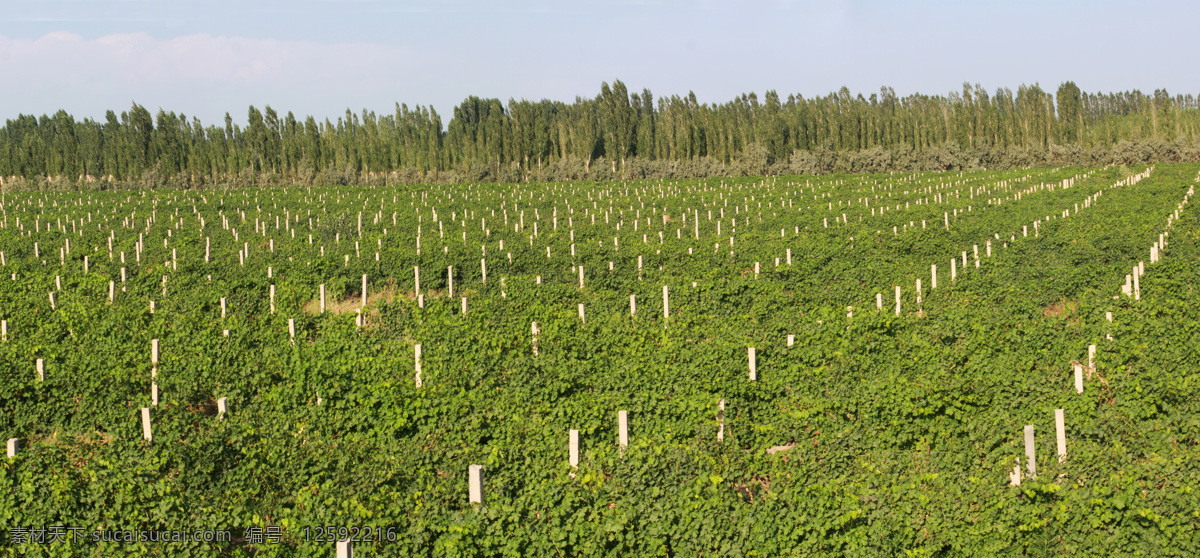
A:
1,164,1198,556
4,82,1200,189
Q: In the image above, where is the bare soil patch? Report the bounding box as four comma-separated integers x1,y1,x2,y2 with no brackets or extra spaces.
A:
1042,299,1077,319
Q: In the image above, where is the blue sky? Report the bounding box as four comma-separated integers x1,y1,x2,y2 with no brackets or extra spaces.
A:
1,0,1195,127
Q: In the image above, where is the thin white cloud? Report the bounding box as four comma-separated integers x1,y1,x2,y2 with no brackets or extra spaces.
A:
0,32,422,123
1,32,416,87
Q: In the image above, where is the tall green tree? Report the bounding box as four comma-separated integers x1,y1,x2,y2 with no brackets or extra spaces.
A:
1056,81,1083,144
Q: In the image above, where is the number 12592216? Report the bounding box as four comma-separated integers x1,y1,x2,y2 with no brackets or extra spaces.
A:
303,526,398,543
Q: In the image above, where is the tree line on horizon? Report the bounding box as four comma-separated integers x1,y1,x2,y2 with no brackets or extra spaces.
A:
2,80,1199,189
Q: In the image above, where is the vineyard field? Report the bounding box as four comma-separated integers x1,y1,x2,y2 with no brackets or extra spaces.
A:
2,164,1199,556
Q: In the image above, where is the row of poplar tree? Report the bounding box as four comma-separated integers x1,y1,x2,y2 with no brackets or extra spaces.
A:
1,80,1198,186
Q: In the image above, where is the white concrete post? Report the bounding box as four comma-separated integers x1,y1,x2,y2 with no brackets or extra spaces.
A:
717,399,726,441
468,465,484,504
531,322,539,357
748,347,757,381
141,407,153,442
1024,425,1037,478
151,383,158,407
217,397,228,420
1055,409,1066,462
630,294,636,316
414,344,423,388
662,286,669,319
618,411,629,449
569,429,580,468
